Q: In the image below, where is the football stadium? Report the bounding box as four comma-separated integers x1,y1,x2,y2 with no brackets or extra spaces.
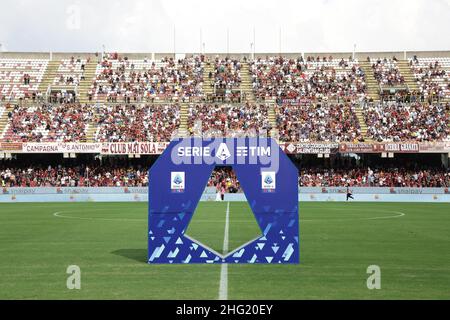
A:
0,0,449,305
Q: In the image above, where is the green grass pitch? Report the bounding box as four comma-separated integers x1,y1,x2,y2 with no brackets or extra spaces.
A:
0,201,449,299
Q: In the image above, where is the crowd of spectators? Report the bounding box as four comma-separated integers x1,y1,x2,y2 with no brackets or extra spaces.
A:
55,75,78,86
23,74,31,85
47,90,77,104
207,167,241,193
2,99,448,143
410,57,449,101
4,103,92,142
209,57,241,90
89,54,203,102
2,164,449,189
0,164,241,189
275,102,363,142
300,167,450,187
371,57,405,86
250,56,366,102
1,103,180,143
363,101,449,142
188,103,271,137
94,104,180,142
0,164,148,187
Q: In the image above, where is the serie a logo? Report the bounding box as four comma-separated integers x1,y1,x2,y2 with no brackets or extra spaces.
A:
262,171,276,192
171,172,185,192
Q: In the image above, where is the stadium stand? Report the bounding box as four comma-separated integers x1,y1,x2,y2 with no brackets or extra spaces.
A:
188,103,271,137
0,51,449,144
0,58,48,101
0,52,449,189
2,103,93,142
250,56,366,103
93,104,180,142
202,56,244,103
211,57,241,89
52,58,87,86
363,101,449,142
88,53,203,103
275,102,363,142
370,57,405,86
409,56,450,102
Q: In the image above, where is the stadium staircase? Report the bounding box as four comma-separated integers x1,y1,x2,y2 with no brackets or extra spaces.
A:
85,103,100,142
203,62,214,97
0,104,12,140
178,104,189,137
85,122,97,143
240,62,255,102
268,104,279,139
77,60,98,104
447,102,450,133
354,107,370,141
398,60,419,92
38,60,60,94
359,61,380,102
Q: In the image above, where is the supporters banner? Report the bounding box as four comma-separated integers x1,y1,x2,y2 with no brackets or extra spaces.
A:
338,142,439,154
21,142,103,153
282,142,339,154
102,142,170,155
10,141,450,154
339,142,421,153
418,141,450,153
380,142,420,153
280,98,310,105
0,142,22,152
339,143,379,153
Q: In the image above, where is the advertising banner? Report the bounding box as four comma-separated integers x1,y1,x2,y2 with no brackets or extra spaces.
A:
102,142,169,155
21,142,103,153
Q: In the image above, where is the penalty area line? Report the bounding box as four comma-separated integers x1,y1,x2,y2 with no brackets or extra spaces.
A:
219,201,230,300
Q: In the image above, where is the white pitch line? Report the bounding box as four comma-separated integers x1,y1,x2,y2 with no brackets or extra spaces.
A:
53,211,145,222
219,201,230,300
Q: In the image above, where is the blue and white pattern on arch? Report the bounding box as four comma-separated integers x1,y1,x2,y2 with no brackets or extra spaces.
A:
148,137,299,264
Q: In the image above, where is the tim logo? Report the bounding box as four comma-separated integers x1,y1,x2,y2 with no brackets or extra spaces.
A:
262,171,276,192
171,172,185,192
216,143,231,161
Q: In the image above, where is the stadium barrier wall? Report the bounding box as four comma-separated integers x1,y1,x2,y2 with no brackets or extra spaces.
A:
2,50,450,60
1,187,449,202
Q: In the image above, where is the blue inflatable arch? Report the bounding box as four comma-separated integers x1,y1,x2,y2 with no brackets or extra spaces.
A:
148,137,299,264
